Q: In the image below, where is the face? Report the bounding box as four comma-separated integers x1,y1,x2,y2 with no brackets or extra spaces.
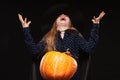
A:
56,14,71,31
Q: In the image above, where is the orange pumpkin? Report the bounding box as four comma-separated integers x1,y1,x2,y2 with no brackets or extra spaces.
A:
40,51,78,80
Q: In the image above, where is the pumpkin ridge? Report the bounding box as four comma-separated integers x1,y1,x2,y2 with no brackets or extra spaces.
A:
53,52,59,80
40,51,78,80
40,52,50,79
63,54,70,80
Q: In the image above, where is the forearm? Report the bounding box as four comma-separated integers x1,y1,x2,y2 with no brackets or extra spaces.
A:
90,23,100,42
85,23,100,52
78,23,100,53
23,27,45,54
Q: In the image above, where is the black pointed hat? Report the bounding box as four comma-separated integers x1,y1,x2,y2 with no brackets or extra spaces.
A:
41,3,84,26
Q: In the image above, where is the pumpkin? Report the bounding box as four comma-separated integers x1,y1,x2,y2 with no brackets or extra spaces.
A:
40,51,78,80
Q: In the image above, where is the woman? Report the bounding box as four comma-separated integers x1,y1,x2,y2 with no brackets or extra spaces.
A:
18,11,105,80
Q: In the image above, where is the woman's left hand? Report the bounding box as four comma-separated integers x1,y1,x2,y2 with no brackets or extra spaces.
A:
92,11,105,24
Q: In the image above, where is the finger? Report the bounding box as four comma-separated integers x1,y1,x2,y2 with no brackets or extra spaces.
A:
18,14,23,21
18,14,24,23
27,21,31,25
93,16,96,21
93,16,96,19
92,19,94,22
101,11,105,17
98,11,105,19
24,17,27,23
101,11,105,16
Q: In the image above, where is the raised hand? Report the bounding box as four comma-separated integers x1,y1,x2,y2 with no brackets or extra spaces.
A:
18,14,31,28
92,11,105,24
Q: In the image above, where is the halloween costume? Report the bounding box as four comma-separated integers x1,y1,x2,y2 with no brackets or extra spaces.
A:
23,24,99,80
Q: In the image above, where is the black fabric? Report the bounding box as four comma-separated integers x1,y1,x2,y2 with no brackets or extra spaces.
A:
31,52,91,80
23,24,99,80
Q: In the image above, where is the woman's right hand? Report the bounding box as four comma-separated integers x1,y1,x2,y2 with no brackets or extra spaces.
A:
18,14,31,28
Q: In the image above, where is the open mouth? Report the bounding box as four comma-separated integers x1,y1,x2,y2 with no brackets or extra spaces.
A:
61,17,66,21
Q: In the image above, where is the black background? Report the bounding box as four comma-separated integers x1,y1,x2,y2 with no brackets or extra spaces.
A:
0,0,120,80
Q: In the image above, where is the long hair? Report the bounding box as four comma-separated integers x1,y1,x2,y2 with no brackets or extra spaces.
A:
42,18,81,51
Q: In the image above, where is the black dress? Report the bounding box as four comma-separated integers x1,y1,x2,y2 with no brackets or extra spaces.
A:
23,24,100,80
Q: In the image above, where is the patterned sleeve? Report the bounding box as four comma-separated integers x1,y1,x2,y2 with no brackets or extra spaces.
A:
76,24,100,53
23,27,46,54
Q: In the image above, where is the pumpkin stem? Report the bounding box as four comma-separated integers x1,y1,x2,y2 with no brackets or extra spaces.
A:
65,48,72,57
